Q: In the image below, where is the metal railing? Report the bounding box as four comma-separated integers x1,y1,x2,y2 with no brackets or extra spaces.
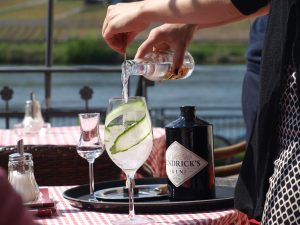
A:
150,106,245,144
0,0,246,145
0,99,245,145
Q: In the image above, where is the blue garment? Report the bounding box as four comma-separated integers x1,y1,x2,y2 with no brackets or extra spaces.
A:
242,15,268,141
246,16,268,75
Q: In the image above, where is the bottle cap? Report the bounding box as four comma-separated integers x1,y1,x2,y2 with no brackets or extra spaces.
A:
9,152,32,162
180,106,196,119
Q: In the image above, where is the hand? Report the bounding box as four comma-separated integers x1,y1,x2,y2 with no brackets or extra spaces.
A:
102,2,149,54
135,24,197,73
0,169,35,225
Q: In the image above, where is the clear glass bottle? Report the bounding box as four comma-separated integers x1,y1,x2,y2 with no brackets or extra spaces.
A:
8,152,40,203
22,98,44,133
123,50,195,81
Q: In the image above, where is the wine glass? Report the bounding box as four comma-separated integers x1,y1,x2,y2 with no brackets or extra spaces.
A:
77,113,104,201
105,96,153,224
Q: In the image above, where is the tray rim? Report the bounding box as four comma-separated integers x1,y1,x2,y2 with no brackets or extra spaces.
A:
63,178,234,213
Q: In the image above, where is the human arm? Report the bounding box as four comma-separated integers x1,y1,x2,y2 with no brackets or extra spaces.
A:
102,0,269,53
0,168,36,225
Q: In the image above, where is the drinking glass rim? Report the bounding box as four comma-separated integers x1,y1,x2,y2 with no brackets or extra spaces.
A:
78,112,100,118
108,96,145,102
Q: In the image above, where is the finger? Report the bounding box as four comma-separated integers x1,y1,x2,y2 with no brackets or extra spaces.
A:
135,31,169,59
102,5,111,38
172,45,187,74
135,40,156,59
102,18,108,38
154,43,171,52
125,32,138,49
105,35,126,54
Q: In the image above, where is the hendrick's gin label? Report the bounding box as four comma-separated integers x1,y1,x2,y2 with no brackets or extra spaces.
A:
165,106,215,201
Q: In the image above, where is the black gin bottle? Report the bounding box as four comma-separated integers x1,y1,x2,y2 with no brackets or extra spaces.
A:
165,106,215,201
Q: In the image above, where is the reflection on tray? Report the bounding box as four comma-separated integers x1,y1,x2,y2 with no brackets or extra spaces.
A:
95,184,169,201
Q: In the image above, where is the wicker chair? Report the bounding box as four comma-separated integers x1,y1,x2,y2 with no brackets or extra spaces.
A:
214,141,246,177
0,141,246,185
0,145,122,186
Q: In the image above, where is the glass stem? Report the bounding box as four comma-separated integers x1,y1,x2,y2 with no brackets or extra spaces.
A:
89,161,94,197
127,173,135,220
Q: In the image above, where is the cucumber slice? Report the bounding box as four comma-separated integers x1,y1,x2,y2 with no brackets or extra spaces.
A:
104,126,111,142
105,100,145,126
109,114,152,154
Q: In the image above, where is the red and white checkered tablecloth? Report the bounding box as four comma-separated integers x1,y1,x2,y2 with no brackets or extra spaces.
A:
0,126,167,178
35,186,250,225
0,126,81,146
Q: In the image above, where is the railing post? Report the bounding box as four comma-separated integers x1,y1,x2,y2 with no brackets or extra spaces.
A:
135,77,155,101
0,86,13,129
45,0,54,116
79,86,94,111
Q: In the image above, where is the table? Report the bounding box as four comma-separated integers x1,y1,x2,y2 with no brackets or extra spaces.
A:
35,186,250,225
0,126,167,178
1,127,253,224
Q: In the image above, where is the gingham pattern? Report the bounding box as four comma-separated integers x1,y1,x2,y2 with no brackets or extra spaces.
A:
0,126,81,146
132,128,167,179
35,186,249,225
0,126,167,178
149,128,167,177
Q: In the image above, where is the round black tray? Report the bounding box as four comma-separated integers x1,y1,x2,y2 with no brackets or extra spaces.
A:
63,178,234,213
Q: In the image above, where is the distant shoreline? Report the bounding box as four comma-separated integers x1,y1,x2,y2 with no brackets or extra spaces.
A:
0,39,247,65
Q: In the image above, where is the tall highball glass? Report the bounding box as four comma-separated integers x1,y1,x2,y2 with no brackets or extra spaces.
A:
77,113,104,201
105,96,153,224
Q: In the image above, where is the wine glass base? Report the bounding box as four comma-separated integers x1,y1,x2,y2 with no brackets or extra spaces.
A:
88,195,98,202
111,216,153,225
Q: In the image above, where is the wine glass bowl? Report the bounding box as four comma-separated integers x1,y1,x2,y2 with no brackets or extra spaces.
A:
105,96,153,224
77,113,104,201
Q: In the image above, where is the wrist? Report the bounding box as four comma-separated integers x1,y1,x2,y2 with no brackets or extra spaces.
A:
138,0,151,25
139,0,169,24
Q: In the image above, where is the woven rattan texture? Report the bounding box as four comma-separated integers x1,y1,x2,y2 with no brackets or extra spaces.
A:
0,145,121,186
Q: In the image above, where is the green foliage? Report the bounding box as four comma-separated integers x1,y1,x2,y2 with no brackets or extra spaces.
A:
64,38,121,64
188,41,247,64
0,0,249,65
0,39,247,65
0,43,45,65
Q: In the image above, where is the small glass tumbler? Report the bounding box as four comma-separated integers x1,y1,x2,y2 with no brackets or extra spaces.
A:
8,152,40,203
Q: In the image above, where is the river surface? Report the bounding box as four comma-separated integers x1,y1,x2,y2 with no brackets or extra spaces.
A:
0,65,246,110
0,65,247,141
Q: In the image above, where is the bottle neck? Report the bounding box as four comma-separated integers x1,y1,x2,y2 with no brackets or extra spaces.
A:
124,60,146,76
180,106,196,121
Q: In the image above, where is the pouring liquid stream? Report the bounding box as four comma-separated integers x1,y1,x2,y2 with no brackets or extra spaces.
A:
121,53,130,130
122,53,129,103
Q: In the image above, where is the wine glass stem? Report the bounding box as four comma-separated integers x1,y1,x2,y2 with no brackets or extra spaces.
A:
89,162,94,197
127,173,135,219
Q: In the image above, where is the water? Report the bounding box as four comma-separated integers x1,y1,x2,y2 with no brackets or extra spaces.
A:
122,53,129,103
124,50,194,82
126,62,193,81
106,125,153,171
0,65,246,110
105,98,153,171
77,146,104,163
148,65,245,108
